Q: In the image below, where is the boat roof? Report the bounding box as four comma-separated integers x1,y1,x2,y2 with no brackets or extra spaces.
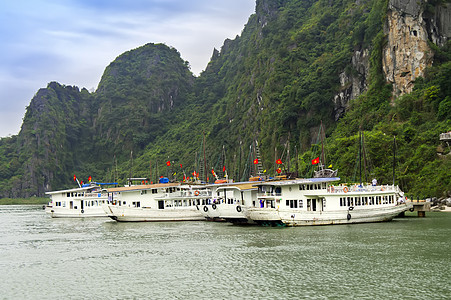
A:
45,185,101,195
216,181,257,191
107,182,182,192
208,181,258,191
254,177,340,186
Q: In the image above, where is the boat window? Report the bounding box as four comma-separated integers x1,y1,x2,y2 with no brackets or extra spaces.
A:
307,199,311,211
152,189,158,194
299,200,303,208
67,193,70,197
313,199,318,211
275,187,281,195
287,200,297,208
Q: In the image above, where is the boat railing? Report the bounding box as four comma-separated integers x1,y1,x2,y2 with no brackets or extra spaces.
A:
84,192,106,198
159,190,212,198
257,192,282,198
328,184,397,193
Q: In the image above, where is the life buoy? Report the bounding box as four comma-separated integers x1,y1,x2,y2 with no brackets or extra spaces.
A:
212,203,217,210
194,190,200,196
81,209,84,214
203,206,208,212
343,187,349,193
236,205,242,213
409,207,414,212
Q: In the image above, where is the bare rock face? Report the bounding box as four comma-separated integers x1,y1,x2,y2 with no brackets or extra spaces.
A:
383,0,451,97
383,1,433,97
333,48,370,121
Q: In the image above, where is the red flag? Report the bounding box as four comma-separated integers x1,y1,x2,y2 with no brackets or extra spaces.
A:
180,164,183,169
253,158,258,164
276,159,282,165
311,157,320,165
276,168,282,174
223,166,226,172
88,176,92,182
166,161,171,166
73,174,76,181
211,169,215,175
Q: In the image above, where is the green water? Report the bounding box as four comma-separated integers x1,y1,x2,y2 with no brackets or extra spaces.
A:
0,205,450,299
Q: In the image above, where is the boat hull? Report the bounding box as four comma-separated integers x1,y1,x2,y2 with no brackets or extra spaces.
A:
279,204,409,226
199,204,224,221
104,205,205,222
216,205,255,224
45,206,107,218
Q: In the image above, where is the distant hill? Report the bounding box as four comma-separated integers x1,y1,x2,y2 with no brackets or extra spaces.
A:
0,0,449,199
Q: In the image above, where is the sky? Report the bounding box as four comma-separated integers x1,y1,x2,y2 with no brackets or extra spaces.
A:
0,0,255,138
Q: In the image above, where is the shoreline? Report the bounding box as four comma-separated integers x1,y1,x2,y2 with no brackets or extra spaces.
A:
436,206,451,212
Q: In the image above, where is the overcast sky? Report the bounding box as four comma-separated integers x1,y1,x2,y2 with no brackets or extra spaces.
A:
0,0,255,138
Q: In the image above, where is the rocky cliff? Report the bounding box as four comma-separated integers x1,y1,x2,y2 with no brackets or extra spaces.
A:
334,0,451,115
383,0,451,97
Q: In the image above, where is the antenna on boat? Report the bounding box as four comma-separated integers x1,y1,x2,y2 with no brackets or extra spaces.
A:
295,144,299,178
129,151,133,186
359,131,362,186
393,136,397,186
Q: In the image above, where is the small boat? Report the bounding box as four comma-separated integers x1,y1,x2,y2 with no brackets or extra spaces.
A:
45,183,116,218
246,177,410,226
103,181,211,222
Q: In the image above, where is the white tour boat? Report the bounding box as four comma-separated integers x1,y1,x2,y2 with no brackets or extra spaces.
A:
206,181,259,224
247,177,411,226
45,183,115,218
103,182,211,222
